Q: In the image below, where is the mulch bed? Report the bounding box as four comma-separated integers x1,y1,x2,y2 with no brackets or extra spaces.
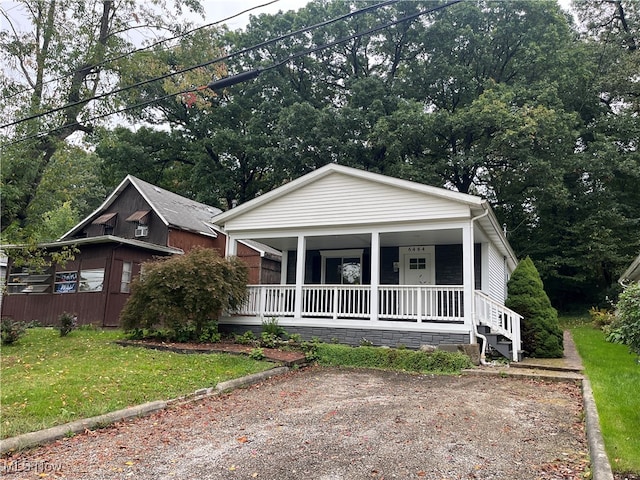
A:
115,339,307,366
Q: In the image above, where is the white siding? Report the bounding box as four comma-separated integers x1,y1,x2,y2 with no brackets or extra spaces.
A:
225,172,470,231
488,242,506,303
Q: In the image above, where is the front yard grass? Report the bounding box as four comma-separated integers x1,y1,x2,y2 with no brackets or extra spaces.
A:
0,327,273,439
566,319,640,475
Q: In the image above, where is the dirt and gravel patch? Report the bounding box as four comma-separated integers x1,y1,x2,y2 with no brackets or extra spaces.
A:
2,366,588,480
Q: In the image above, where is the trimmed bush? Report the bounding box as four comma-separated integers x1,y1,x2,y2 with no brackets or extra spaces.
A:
120,247,248,342
608,282,640,358
315,343,473,373
505,256,563,358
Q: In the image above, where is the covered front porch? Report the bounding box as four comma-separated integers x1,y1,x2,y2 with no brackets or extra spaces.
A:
222,225,522,361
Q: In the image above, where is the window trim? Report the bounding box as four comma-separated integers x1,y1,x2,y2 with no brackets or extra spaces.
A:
319,249,364,285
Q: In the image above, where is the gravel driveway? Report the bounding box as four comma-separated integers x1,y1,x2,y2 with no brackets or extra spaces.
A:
3,367,588,479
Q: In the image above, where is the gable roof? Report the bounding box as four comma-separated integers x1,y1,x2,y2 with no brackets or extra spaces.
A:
213,163,517,269
214,163,483,225
61,176,222,240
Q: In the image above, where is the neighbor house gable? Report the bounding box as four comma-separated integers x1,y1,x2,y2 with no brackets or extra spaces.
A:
61,175,221,241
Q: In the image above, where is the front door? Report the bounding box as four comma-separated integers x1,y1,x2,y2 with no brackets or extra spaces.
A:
399,246,435,319
401,246,435,285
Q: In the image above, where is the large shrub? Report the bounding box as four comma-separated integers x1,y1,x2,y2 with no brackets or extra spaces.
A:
608,282,640,358
505,256,563,358
120,247,248,341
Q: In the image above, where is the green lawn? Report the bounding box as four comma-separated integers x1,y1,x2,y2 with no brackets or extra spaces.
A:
568,321,640,474
0,328,273,439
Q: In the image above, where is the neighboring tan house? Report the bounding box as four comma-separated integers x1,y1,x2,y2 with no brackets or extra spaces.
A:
619,253,640,285
213,164,523,361
1,176,280,327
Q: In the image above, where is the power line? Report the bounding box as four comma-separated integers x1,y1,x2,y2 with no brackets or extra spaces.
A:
1,0,399,131
207,0,462,90
0,0,279,102
1,0,461,147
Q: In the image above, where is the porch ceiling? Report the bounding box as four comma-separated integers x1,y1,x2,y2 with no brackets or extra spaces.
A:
243,228,488,252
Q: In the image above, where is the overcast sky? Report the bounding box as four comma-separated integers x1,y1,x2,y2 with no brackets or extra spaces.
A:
200,0,304,30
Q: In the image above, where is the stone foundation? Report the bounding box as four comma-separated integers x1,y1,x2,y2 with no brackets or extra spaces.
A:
219,323,470,350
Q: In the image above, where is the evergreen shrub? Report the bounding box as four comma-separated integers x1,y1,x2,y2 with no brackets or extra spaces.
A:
505,256,564,358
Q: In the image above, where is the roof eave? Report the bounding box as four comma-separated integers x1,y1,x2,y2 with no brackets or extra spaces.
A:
619,253,640,284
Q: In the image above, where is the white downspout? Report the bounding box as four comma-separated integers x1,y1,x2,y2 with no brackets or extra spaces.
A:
471,206,491,366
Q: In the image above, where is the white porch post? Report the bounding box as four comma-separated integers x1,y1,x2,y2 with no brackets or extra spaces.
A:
226,234,237,257
294,236,306,319
462,222,477,343
280,250,289,284
370,231,380,322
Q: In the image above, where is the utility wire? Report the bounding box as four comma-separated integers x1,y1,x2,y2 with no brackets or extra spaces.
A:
2,0,460,147
1,0,398,131
0,0,279,101
207,0,462,89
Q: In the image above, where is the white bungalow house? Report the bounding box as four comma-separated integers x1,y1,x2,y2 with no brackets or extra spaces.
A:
214,164,523,361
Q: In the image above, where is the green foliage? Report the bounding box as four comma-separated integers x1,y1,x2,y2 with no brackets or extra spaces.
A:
589,306,616,331
506,256,564,358
57,312,77,337
120,247,248,342
5,243,79,273
234,330,257,345
261,317,286,337
1,318,26,345
249,348,265,360
607,283,640,358
315,344,473,373
259,332,278,349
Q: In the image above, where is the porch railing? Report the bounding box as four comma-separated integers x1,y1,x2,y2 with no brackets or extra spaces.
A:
474,290,522,361
235,285,465,322
302,285,371,319
378,286,464,322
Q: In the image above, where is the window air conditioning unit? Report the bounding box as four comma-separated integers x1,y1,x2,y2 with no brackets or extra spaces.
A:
134,225,149,237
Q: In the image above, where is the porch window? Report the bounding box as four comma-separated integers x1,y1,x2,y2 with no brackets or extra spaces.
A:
79,268,104,292
55,271,78,293
320,249,363,285
7,267,52,294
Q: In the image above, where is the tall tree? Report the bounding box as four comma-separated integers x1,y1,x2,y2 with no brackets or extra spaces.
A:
0,0,205,239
